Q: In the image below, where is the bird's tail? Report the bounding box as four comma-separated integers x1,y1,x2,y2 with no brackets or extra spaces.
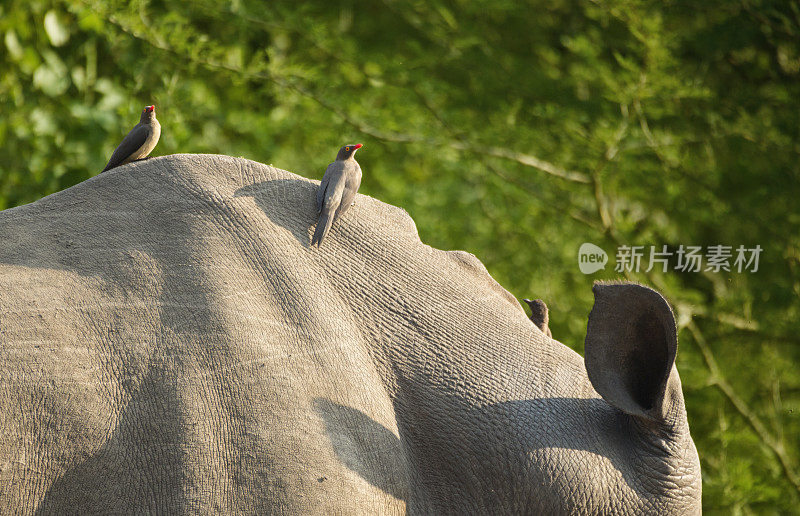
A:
311,211,335,247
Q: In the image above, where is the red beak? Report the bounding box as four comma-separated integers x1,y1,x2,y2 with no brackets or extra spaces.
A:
353,143,363,149
148,105,155,112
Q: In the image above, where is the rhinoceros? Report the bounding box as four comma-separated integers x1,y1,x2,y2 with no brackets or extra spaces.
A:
0,154,701,514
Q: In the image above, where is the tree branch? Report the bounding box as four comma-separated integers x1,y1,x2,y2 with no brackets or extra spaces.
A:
687,321,800,492
94,5,590,184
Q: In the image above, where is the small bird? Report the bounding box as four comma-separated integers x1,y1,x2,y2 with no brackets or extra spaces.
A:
312,143,363,247
524,298,552,337
102,105,161,172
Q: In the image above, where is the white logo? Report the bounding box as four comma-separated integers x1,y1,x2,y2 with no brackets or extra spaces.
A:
579,243,608,274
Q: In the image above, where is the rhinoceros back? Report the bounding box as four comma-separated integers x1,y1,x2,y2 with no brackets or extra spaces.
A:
0,154,531,514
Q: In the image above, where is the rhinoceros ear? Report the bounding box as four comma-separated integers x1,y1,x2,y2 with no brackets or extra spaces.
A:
584,282,681,423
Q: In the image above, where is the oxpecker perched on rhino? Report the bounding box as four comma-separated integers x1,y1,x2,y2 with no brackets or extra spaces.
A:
312,143,363,247
102,105,161,172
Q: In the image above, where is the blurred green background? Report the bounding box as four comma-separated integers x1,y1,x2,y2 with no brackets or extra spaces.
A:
1,0,798,512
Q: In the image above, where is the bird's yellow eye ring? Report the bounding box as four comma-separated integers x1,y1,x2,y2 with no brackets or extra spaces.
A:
345,147,350,151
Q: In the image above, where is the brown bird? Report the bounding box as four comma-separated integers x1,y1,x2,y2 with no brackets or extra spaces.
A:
312,143,363,247
524,298,552,337
102,105,161,172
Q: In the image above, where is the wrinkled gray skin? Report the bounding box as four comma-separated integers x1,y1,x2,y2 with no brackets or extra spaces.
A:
0,155,701,514
102,105,161,172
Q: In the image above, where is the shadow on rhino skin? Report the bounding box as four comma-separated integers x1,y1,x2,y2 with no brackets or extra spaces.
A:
313,398,409,502
316,393,660,506
314,398,409,500
35,368,189,515
234,179,318,248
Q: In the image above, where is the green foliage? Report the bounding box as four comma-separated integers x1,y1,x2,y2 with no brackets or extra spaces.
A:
1,0,798,510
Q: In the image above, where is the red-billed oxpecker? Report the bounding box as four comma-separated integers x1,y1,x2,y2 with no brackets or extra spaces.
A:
102,105,161,172
312,143,363,247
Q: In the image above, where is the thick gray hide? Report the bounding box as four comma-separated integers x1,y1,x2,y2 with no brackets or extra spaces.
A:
0,155,701,514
